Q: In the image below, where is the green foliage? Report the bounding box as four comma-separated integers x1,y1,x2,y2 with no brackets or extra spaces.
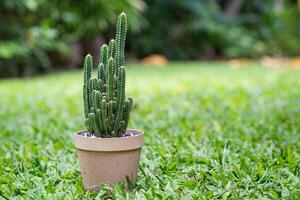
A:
257,2,300,55
0,0,144,77
128,0,300,59
1,0,300,77
83,13,132,137
1,62,300,198
128,0,257,59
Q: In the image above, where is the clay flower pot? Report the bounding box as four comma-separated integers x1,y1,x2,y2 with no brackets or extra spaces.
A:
74,129,144,191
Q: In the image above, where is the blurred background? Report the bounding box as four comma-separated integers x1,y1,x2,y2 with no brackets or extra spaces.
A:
0,0,300,77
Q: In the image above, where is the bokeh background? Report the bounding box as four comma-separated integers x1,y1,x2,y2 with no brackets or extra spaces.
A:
1,1,300,198
1,0,300,77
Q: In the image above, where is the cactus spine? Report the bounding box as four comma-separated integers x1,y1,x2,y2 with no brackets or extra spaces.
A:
82,13,132,137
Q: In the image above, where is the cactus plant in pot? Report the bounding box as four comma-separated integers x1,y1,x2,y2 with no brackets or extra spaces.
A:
74,13,144,191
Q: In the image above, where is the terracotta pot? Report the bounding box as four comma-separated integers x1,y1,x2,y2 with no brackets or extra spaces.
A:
74,129,144,191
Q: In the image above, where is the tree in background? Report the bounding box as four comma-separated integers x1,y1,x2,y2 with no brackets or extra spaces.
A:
0,0,145,77
0,0,299,77
128,0,300,59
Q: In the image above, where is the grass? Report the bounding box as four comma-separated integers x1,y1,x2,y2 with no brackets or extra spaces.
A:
0,62,300,199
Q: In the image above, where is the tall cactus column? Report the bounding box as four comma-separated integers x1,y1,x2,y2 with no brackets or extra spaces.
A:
82,13,133,138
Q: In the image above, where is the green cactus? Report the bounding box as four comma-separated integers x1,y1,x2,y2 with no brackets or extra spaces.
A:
108,39,116,62
115,13,127,76
83,54,92,117
82,13,133,137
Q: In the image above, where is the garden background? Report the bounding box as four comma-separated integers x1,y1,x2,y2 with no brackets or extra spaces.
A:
1,0,300,199
1,0,300,77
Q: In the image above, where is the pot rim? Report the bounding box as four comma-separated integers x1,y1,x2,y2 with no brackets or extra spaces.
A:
74,129,144,152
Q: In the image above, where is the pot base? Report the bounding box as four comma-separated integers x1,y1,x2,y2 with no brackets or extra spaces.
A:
77,148,141,191
74,129,144,191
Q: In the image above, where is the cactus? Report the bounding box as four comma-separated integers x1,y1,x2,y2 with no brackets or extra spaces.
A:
82,13,132,137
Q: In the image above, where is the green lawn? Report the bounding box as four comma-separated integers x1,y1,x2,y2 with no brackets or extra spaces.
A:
0,62,300,199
